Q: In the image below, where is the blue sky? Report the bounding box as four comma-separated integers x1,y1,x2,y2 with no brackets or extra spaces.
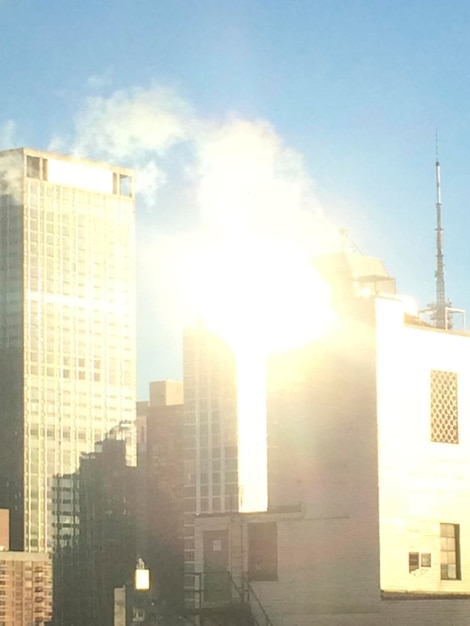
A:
2,0,470,397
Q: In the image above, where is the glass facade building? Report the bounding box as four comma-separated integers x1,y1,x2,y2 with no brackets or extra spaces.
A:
0,148,136,551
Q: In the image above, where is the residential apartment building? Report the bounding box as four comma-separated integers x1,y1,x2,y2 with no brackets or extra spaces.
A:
0,550,52,626
0,148,136,552
0,510,52,626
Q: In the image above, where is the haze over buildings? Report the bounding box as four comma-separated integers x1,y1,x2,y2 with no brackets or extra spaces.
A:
3,4,470,626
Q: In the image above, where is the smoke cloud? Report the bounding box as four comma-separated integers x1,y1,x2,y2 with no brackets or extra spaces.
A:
0,123,23,201
0,120,19,150
48,83,339,388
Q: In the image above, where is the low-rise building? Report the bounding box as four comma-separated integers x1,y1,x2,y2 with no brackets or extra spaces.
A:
0,510,52,626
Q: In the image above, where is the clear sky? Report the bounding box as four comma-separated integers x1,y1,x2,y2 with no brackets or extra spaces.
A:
2,0,470,398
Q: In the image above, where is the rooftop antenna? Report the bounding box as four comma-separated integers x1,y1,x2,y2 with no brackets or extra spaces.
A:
434,131,447,329
420,136,465,330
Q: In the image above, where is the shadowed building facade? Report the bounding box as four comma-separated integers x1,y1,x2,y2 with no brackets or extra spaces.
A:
53,438,139,626
137,380,185,615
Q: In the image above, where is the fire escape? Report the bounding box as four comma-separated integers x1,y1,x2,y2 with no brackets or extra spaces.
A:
184,572,274,626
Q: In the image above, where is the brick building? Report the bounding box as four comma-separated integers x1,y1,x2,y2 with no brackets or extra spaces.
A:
137,380,185,615
0,510,52,626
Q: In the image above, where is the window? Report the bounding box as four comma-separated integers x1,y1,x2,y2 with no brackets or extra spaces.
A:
26,156,40,179
408,552,431,572
113,172,132,196
440,523,460,580
248,522,277,581
119,174,132,196
409,552,419,573
431,370,458,444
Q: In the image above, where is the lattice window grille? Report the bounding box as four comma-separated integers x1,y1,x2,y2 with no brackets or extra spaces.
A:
430,370,458,444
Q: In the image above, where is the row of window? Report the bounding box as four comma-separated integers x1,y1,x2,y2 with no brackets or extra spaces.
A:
199,521,463,585
26,155,133,198
185,496,238,514
27,428,93,442
27,179,132,209
26,209,132,231
409,523,460,580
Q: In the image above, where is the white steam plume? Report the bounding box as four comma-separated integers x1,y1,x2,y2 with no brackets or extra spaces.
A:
0,120,19,150
71,86,194,160
0,122,23,201
51,84,339,385
194,115,331,251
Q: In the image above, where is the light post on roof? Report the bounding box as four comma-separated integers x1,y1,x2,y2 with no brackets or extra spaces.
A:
131,558,153,625
134,558,150,592
114,558,154,626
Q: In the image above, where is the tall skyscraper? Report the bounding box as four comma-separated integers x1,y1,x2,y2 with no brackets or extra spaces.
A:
182,325,238,605
0,148,136,552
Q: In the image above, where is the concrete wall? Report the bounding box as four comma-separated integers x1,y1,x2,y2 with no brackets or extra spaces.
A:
193,299,384,621
193,295,470,625
376,297,470,595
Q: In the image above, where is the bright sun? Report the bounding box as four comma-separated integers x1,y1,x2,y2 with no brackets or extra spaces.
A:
183,235,336,512
185,237,335,354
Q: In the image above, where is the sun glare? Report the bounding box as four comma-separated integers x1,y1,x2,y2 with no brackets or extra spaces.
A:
184,236,336,512
186,238,335,353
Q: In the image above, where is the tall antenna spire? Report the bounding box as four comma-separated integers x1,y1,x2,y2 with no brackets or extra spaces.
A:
434,130,447,329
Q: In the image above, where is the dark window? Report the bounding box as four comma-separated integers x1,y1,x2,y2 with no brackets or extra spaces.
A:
26,156,40,179
113,172,133,196
119,174,132,196
431,370,458,444
421,553,432,568
440,523,460,580
409,552,419,573
248,522,277,581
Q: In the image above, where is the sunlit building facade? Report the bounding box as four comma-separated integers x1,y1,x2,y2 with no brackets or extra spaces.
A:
0,509,52,626
182,325,238,605
0,148,136,552
0,550,52,626
189,254,470,625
